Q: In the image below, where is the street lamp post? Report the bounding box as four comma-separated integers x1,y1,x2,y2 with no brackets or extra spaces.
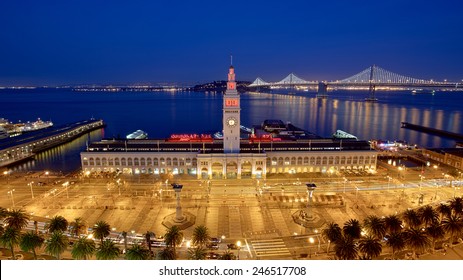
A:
236,240,241,260
343,177,347,193
387,176,391,191
7,189,15,208
45,171,49,184
29,181,34,199
308,237,314,258
3,170,9,185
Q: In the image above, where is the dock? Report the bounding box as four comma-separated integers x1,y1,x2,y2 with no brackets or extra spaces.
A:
0,119,105,168
401,122,463,141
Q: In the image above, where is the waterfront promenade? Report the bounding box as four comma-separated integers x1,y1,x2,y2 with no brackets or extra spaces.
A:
1,163,461,260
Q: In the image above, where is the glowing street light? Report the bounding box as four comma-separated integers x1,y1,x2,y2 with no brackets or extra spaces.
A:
29,181,34,199
236,240,242,260
308,237,315,258
7,189,15,208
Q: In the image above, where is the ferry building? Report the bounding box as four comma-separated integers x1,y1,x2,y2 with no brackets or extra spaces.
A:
81,65,377,179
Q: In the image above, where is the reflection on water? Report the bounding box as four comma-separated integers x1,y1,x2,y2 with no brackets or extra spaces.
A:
11,129,103,173
242,90,462,148
2,88,462,172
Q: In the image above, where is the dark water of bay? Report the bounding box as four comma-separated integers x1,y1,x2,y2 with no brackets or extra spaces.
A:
1,88,462,172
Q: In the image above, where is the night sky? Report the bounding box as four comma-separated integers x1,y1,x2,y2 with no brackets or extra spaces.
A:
1,0,462,86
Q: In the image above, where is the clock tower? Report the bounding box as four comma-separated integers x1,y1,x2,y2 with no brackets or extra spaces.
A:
223,63,240,153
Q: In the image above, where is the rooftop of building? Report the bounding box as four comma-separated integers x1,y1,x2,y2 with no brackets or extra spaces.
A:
427,148,463,157
84,138,373,154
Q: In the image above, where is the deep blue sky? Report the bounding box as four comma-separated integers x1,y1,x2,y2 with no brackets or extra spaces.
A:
1,0,462,86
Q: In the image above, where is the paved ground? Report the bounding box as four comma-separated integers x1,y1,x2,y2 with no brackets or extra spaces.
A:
1,166,462,260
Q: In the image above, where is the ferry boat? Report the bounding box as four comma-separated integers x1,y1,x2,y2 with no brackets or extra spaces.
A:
333,129,358,140
0,126,9,139
411,89,435,95
126,130,148,139
22,118,53,132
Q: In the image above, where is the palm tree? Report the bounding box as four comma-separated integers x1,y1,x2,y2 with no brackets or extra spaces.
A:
403,209,421,229
436,203,452,220
20,231,44,260
441,214,463,245
403,228,430,259
343,219,362,239
418,205,438,227
4,209,29,230
363,215,386,240
121,231,128,253
0,206,8,220
192,225,210,248
334,234,358,260
219,250,236,260
188,246,208,260
358,235,382,259
45,231,69,260
69,217,87,237
384,214,403,234
426,222,445,253
71,237,96,260
164,225,183,259
93,220,111,244
449,197,463,216
385,232,405,259
322,222,342,253
156,247,176,260
46,215,69,233
0,227,21,259
96,239,120,260
125,244,151,260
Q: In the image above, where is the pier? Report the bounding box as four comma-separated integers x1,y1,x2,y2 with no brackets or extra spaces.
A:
401,122,463,141
0,119,105,168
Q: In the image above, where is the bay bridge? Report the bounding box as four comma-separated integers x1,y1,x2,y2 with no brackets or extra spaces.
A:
248,65,461,101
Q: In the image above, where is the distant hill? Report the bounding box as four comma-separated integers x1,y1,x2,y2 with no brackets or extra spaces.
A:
190,80,251,93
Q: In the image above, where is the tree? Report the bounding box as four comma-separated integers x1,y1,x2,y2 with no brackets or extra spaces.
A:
358,235,382,259
219,250,236,260
188,246,208,260
4,209,29,231
384,214,403,234
45,231,69,260
436,203,452,220
449,197,463,216
0,227,21,260
164,225,183,259
343,219,362,239
71,237,96,260
20,231,44,260
334,234,358,260
69,217,87,237
426,222,445,253
441,214,463,245
0,206,8,220
93,220,111,244
192,225,210,248
125,244,151,260
418,205,438,227
96,239,120,260
363,215,386,240
156,247,176,260
403,209,421,229
46,215,69,233
322,222,342,253
404,228,430,259
385,232,405,260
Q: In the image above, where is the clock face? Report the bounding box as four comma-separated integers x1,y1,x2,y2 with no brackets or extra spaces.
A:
227,117,237,127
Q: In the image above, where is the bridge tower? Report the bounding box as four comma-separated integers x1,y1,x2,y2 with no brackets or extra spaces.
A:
316,82,328,98
223,62,241,153
365,65,378,102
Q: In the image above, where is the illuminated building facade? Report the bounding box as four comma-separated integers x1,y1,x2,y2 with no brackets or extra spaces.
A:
81,65,377,179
